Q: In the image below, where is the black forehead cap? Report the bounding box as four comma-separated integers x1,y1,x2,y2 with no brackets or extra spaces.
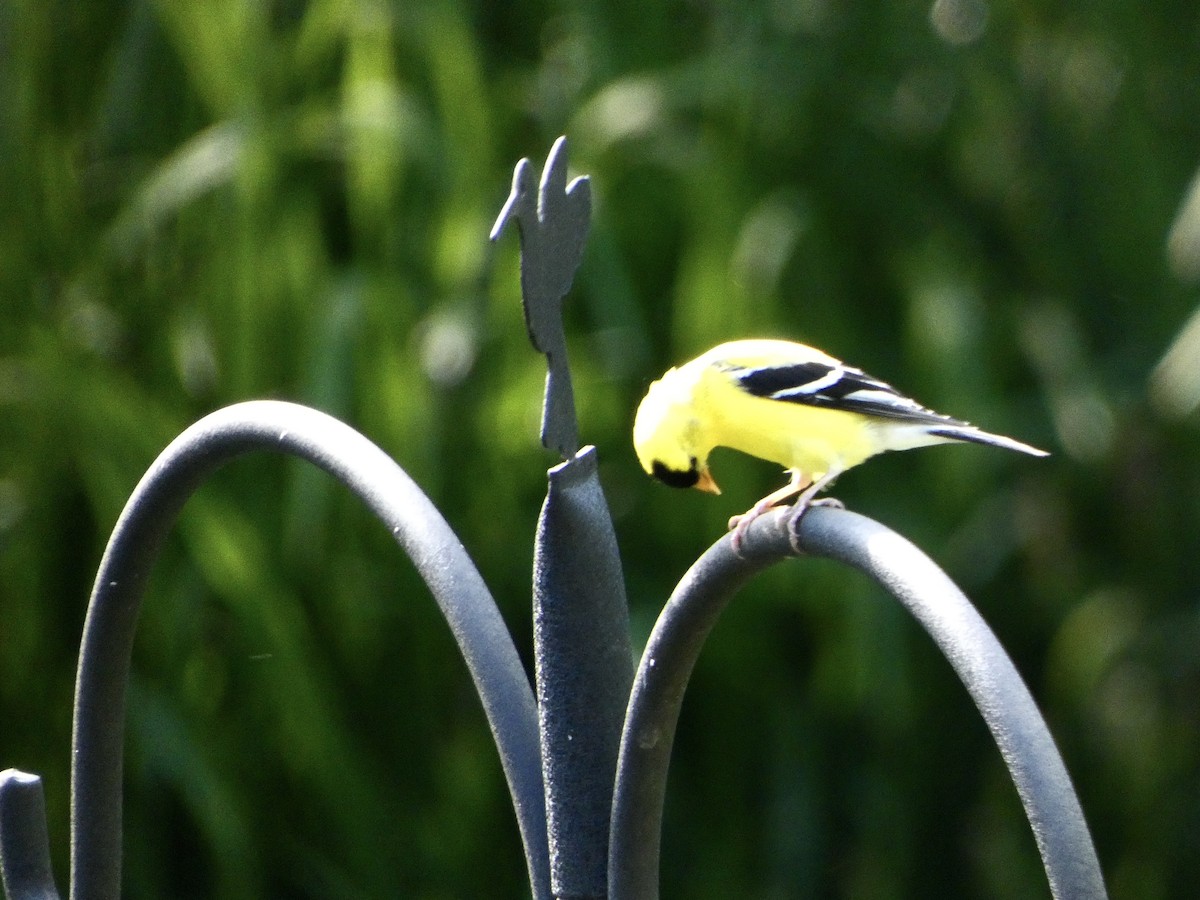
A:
651,459,699,489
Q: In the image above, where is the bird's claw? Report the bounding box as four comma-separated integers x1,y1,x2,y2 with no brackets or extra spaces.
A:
785,495,842,553
728,512,756,558
808,497,844,510
728,493,842,557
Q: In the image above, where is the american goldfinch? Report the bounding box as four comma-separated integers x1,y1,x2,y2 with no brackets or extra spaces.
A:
633,339,1048,550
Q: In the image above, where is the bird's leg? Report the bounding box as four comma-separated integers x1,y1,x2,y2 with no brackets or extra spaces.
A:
729,471,811,556
785,467,844,554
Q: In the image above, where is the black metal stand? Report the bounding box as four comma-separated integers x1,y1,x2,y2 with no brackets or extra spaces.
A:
0,138,1107,900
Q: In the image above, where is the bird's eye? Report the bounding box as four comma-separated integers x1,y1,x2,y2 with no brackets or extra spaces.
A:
651,459,699,489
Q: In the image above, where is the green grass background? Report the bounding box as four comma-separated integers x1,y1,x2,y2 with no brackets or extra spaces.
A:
3,0,1199,896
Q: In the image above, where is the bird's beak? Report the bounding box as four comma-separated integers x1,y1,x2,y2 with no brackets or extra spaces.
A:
694,468,721,495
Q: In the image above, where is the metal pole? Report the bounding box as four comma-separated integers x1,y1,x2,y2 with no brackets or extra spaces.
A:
609,505,1106,900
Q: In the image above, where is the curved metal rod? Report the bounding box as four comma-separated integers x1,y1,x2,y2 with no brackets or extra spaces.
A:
609,505,1106,900
70,400,548,900
0,769,61,900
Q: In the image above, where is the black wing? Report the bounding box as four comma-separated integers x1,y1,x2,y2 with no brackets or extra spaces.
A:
726,360,967,426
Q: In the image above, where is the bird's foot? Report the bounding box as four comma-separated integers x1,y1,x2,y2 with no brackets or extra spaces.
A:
810,497,845,510
728,509,762,557
728,472,842,556
727,496,784,557
785,496,843,553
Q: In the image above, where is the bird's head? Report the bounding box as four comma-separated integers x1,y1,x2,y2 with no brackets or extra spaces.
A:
632,370,721,495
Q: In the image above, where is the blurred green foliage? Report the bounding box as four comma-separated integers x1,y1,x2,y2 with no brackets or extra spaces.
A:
2,0,1199,896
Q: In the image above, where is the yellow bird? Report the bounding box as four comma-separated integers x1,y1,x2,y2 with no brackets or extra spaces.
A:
633,339,1048,550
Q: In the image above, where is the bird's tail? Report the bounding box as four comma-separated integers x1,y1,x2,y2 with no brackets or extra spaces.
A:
927,425,1049,457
